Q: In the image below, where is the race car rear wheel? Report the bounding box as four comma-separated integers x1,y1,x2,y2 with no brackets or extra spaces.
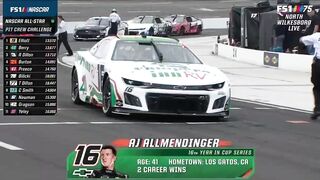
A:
71,68,82,104
102,77,113,116
197,25,202,34
149,27,154,36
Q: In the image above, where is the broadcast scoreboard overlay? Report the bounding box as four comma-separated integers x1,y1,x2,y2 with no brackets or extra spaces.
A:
3,0,58,115
67,139,255,179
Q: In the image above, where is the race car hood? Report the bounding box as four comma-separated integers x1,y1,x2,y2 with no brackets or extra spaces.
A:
127,22,152,30
109,61,228,85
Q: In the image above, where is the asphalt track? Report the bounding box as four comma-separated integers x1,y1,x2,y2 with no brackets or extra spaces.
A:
0,0,320,180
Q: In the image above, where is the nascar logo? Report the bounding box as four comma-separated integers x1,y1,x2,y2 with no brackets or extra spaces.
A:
10,6,50,13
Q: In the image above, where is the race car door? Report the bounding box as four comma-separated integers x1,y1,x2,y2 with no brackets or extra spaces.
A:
154,17,165,35
186,16,195,32
89,39,112,98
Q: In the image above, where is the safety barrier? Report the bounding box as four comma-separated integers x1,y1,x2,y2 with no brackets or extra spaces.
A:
214,43,313,73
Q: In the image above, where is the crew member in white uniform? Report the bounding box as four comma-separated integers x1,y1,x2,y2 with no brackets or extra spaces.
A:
56,15,73,56
108,9,121,36
300,32,320,119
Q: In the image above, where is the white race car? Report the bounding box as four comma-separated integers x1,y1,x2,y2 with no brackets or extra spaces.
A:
126,16,172,36
71,36,230,118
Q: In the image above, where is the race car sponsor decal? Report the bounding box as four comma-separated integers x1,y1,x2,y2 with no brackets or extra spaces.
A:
110,79,122,107
134,64,210,80
78,56,94,73
79,75,86,92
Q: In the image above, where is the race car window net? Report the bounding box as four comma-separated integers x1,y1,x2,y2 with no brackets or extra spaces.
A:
186,17,192,22
155,18,162,24
111,40,201,64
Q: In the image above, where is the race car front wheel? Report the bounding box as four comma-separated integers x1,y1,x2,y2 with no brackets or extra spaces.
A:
218,111,229,121
102,77,113,116
71,68,82,104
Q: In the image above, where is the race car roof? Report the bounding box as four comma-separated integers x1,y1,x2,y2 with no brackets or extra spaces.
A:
119,36,178,44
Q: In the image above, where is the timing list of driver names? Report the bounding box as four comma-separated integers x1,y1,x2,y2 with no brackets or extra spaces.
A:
3,37,57,115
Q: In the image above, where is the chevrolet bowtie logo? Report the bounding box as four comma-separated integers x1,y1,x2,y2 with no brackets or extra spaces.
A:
73,168,93,177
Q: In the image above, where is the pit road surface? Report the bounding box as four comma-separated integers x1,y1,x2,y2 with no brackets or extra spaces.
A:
0,0,320,180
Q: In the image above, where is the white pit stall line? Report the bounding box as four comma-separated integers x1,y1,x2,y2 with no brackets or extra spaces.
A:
254,107,272,110
0,141,24,151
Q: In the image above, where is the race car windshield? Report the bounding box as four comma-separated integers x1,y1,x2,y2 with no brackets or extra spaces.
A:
86,18,109,26
175,16,184,23
141,16,154,24
165,16,184,23
112,40,201,64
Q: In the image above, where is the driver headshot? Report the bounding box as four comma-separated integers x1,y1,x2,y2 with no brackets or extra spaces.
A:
88,145,128,178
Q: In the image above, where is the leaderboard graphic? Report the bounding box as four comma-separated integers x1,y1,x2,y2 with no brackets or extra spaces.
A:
3,0,58,115
67,138,255,179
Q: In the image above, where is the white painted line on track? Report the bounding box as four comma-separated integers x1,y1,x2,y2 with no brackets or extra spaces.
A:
128,10,161,13
186,122,223,125
197,8,215,12
144,2,172,5
90,122,176,125
0,122,85,126
230,107,241,110
0,121,227,126
286,120,310,124
232,98,312,114
0,141,24,151
219,0,248,2
254,107,272,110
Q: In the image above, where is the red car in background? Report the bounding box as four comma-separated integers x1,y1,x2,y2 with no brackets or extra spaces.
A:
165,14,203,35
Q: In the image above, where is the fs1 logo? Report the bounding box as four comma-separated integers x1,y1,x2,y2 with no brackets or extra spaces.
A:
10,7,50,13
277,4,313,16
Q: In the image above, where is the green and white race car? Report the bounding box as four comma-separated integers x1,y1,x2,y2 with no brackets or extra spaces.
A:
71,35,230,118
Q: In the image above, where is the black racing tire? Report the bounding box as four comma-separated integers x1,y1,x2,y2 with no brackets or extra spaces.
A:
149,27,154,36
71,68,82,104
197,25,202,34
218,111,230,121
179,26,185,36
102,77,113,116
